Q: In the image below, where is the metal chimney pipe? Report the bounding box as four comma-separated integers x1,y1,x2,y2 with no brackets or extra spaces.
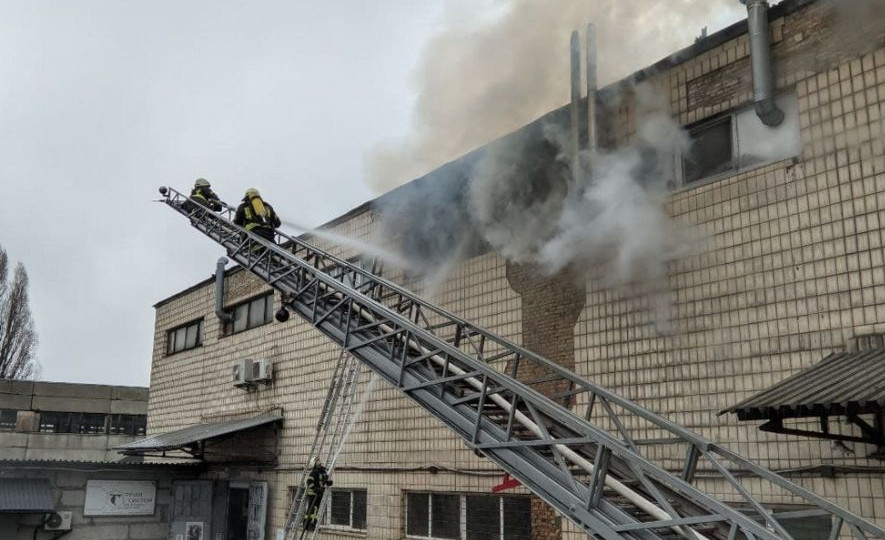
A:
215,257,234,323
741,0,784,126
569,30,582,194
585,23,598,156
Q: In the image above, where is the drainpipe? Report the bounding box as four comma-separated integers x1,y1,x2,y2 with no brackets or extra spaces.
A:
215,257,234,323
741,0,784,126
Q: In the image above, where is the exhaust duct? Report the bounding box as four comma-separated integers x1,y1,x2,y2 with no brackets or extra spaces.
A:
741,0,785,126
215,257,234,323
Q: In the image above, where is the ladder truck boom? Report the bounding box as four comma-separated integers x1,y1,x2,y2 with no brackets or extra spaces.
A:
159,186,885,540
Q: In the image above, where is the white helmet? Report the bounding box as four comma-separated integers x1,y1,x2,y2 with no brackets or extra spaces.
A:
195,178,210,188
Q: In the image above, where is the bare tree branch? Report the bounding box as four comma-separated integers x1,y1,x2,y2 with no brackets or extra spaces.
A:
0,246,39,379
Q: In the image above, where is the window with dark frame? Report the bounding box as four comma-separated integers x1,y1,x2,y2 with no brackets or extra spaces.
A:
0,410,17,431
684,116,734,184
166,319,203,355
680,92,800,186
39,412,107,434
108,414,147,436
407,493,531,540
327,489,367,531
224,293,273,335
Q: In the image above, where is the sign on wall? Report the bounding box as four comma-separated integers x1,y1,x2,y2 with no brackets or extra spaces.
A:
84,480,157,516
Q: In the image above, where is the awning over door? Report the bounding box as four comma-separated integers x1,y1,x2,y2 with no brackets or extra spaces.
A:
723,349,885,447
0,478,54,514
116,414,282,461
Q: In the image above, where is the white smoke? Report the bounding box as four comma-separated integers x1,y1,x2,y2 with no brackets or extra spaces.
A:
468,88,703,290
366,0,745,192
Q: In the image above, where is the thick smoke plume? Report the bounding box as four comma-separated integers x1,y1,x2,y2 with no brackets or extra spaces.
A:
366,0,744,192
468,84,703,288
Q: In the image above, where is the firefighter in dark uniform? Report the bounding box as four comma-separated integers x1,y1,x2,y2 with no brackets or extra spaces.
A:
302,459,332,532
234,188,281,242
190,178,225,211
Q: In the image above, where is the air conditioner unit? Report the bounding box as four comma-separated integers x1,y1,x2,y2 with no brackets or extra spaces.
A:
251,359,273,383
45,511,72,531
232,359,253,387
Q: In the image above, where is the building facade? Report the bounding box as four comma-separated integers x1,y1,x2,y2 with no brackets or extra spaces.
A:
0,379,148,462
147,0,885,539
0,380,202,540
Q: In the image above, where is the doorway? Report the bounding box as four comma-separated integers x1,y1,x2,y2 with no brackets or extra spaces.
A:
226,487,249,540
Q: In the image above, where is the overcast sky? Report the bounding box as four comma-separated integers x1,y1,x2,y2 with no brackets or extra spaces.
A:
0,1,747,387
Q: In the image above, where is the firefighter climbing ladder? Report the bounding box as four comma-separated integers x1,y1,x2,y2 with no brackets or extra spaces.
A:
161,186,885,540
284,349,364,540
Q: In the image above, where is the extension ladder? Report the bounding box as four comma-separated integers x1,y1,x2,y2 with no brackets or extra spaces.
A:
283,349,364,540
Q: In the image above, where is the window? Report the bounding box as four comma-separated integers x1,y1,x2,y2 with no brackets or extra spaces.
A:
681,92,800,185
167,319,203,355
39,412,107,434
224,293,273,335
0,410,17,431
327,489,367,531
684,117,733,183
406,493,531,540
108,414,147,436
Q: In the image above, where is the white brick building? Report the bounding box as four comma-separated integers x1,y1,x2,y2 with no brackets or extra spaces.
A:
141,1,885,538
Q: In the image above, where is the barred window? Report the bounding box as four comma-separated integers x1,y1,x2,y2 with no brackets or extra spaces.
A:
166,319,203,355
406,493,530,540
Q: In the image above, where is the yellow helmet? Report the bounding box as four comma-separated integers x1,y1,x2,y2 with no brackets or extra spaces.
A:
195,178,210,188
245,188,260,199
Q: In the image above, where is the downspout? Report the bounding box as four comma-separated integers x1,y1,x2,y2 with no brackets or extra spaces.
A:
215,257,234,323
741,0,785,126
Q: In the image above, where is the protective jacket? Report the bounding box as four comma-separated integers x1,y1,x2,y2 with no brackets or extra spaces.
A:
190,186,224,211
303,464,333,531
234,196,281,240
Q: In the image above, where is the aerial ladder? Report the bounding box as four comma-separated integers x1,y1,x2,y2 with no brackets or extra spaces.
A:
160,186,885,540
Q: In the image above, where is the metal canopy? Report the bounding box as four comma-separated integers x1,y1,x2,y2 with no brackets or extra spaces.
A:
723,349,885,447
0,478,54,514
116,414,282,457
161,186,885,540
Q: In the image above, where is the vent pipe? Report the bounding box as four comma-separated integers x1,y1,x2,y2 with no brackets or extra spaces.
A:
215,257,234,323
741,0,784,126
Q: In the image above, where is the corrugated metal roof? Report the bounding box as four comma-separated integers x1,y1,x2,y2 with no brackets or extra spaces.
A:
724,349,885,421
0,478,54,514
116,414,282,453
0,458,202,469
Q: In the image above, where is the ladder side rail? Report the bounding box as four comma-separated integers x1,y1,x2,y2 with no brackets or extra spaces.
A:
161,187,885,538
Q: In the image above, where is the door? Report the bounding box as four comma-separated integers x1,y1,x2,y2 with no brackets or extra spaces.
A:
169,481,213,540
247,482,267,540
